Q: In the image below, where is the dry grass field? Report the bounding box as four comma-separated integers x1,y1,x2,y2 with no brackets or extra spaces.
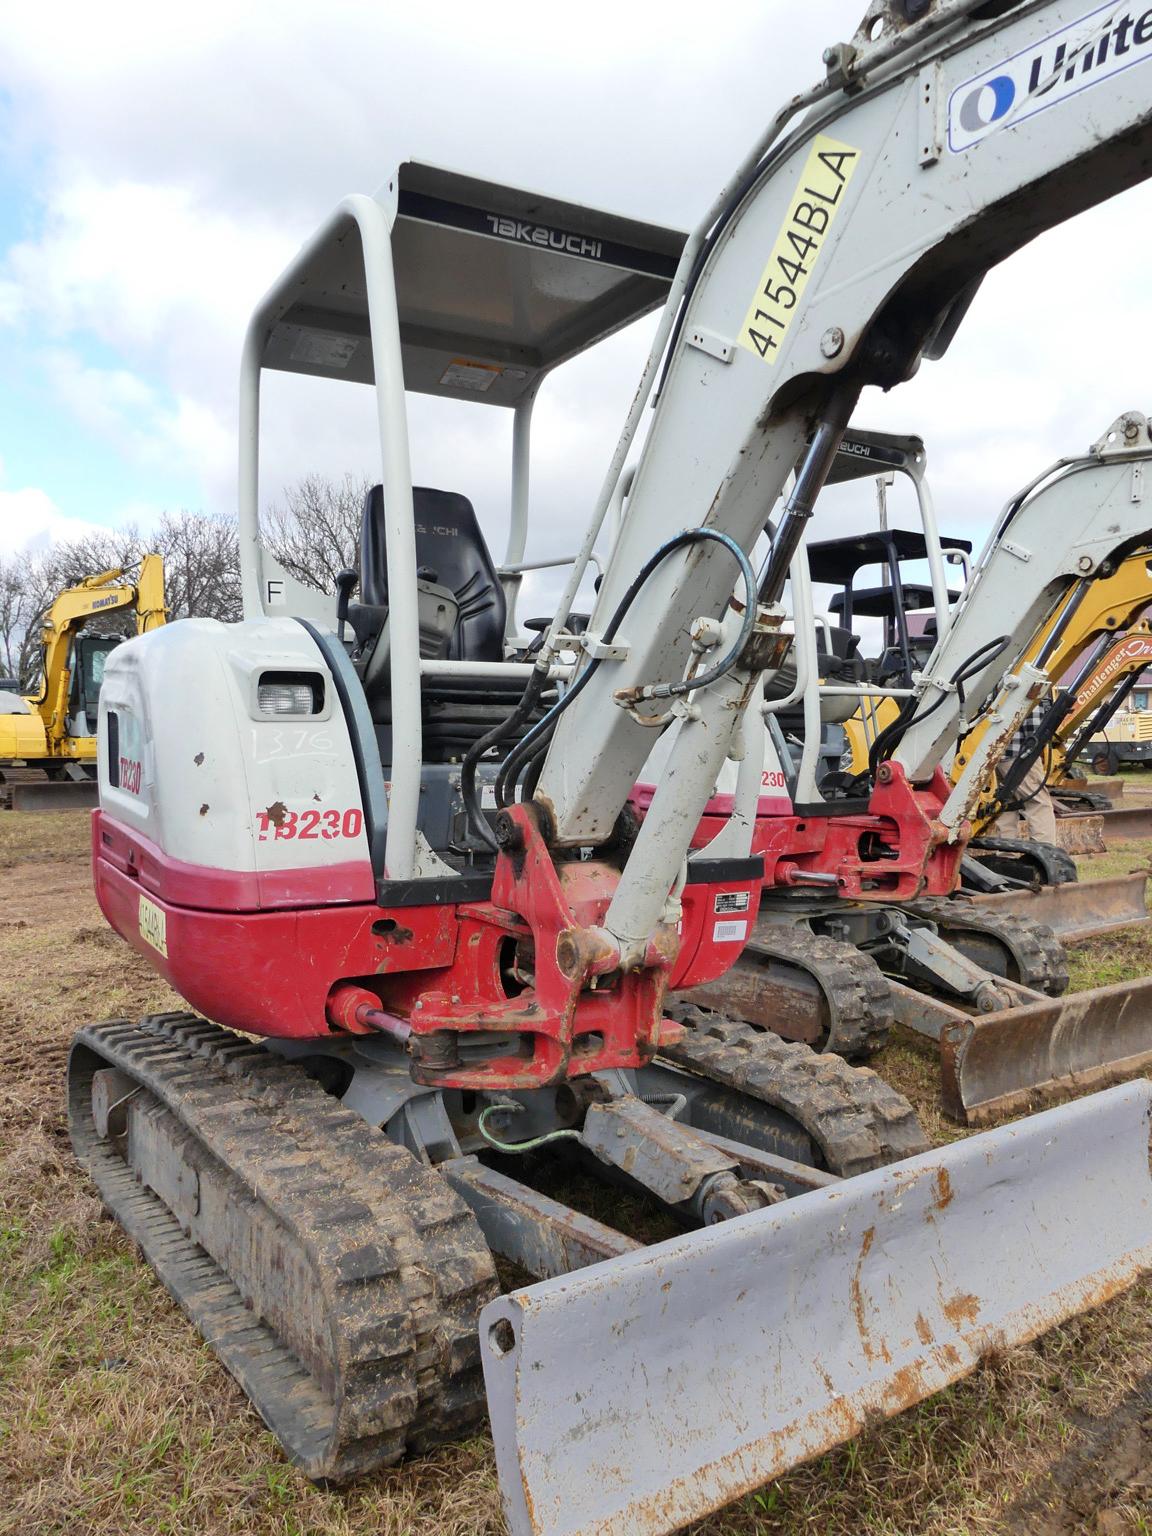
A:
3,811,1152,1535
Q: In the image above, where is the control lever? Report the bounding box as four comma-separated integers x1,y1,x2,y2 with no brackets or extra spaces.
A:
335,569,358,646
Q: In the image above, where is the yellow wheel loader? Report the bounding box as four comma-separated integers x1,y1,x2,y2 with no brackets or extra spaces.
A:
0,556,166,811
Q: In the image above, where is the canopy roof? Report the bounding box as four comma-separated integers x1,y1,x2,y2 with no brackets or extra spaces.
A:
824,428,927,485
260,162,687,408
807,527,973,587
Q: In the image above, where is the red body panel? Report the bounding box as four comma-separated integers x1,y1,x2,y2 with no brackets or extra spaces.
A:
691,764,967,902
92,810,761,1066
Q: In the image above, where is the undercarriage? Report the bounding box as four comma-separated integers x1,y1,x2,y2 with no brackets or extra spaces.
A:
68,1009,926,1479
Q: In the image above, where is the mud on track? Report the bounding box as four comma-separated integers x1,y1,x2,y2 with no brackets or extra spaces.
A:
2,811,1152,1535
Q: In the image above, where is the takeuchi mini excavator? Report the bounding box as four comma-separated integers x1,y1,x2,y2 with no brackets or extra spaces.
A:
673,415,1152,1121
69,5,1152,1535
0,557,166,811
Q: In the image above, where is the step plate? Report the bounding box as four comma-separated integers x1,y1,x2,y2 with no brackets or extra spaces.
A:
482,1083,1152,1536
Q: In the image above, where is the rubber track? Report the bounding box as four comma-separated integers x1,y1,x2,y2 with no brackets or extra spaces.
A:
739,924,893,1058
68,1013,497,1481
0,765,49,810
904,899,1070,997
968,836,1079,888
661,1005,928,1178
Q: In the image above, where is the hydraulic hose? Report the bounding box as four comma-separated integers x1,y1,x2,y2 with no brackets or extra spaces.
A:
495,527,758,809
868,634,1011,778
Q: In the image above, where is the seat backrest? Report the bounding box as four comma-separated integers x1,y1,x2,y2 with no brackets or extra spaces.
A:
361,486,506,663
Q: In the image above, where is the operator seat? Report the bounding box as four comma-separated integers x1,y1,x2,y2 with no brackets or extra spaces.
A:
358,484,554,761
361,485,506,661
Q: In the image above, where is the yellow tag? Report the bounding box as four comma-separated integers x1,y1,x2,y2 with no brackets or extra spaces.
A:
739,135,861,364
138,893,168,958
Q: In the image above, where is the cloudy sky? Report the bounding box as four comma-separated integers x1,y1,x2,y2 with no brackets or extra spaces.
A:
2,0,1150,600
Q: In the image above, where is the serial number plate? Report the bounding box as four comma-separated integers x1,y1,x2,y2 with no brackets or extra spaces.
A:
739,134,861,364
138,894,168,957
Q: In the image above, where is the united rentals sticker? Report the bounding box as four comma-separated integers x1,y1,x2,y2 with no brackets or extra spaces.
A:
947,1,1152,153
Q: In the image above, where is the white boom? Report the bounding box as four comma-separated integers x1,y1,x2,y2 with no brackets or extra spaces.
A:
532,0,1152,965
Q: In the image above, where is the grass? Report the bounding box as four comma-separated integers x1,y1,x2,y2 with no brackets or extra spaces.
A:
3,810,1152,1533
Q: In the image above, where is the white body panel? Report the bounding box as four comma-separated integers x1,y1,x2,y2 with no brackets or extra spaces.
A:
98,619,370,877
899,429,1152,783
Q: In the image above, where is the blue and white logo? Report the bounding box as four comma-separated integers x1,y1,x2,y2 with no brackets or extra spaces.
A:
948,2,1152,153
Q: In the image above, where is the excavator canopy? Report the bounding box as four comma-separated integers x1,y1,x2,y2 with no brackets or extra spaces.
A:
256,161,687,406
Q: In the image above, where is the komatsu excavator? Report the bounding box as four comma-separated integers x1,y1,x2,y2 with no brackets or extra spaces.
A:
0,557,166,811
68,5,1152,1534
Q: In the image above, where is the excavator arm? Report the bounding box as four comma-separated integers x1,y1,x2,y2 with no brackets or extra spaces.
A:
533,0,1152,963
32,556,167,747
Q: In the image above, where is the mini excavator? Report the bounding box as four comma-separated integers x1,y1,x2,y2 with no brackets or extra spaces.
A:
69,5,1152,1534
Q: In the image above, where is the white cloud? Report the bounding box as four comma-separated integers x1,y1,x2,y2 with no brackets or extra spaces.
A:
0,0,1150,560
42,349,234,485
0,486,109,556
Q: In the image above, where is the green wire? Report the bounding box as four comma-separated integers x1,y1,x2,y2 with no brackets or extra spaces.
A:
477,1103,582,1155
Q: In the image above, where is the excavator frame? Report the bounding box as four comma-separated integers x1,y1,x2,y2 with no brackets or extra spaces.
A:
68,4,1152,1534
0,556,167,811
682,413,1152,1122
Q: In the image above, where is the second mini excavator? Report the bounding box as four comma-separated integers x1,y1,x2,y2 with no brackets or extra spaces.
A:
671,413,1152,1122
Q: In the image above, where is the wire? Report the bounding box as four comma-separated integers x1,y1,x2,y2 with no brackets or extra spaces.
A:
496,528,758,808
868,634,1012,778
477,1102,581,1154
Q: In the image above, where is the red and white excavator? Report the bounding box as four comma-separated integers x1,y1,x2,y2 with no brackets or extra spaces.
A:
69,4,1152,1533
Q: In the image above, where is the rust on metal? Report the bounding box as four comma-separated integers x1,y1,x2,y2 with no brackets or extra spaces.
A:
941,1291,981,1328
1098,805,1152,841
939,974,1152,1124
1056,813,1107,854
974,872,1149,942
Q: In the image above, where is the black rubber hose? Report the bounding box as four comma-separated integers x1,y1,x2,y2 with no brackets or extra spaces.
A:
868,634,1012,778
459,667,548,852
495,527,758,809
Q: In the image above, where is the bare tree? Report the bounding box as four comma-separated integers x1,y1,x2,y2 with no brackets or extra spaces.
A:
155,510,241,623
263,473,368,592
2,511,242,690
2,476,363,692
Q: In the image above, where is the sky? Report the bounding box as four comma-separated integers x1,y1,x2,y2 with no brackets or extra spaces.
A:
1,0,1151,614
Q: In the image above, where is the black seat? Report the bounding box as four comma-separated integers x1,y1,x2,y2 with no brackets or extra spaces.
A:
358,484,557,762
361,485,507,662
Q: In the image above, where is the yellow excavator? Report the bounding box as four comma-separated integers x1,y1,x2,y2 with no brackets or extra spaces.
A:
953,548,1152,858
0,556,166,810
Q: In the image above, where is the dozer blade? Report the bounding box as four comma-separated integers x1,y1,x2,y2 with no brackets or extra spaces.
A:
936,976,1152,1124
1062,775,1125,801
973,871,1149,942
1055,812,1106,854
8,778,97,812
481,1083,1152,1536
1098,805,1152,841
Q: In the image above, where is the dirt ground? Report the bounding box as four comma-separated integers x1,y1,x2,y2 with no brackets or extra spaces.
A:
3,813,1152,1535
